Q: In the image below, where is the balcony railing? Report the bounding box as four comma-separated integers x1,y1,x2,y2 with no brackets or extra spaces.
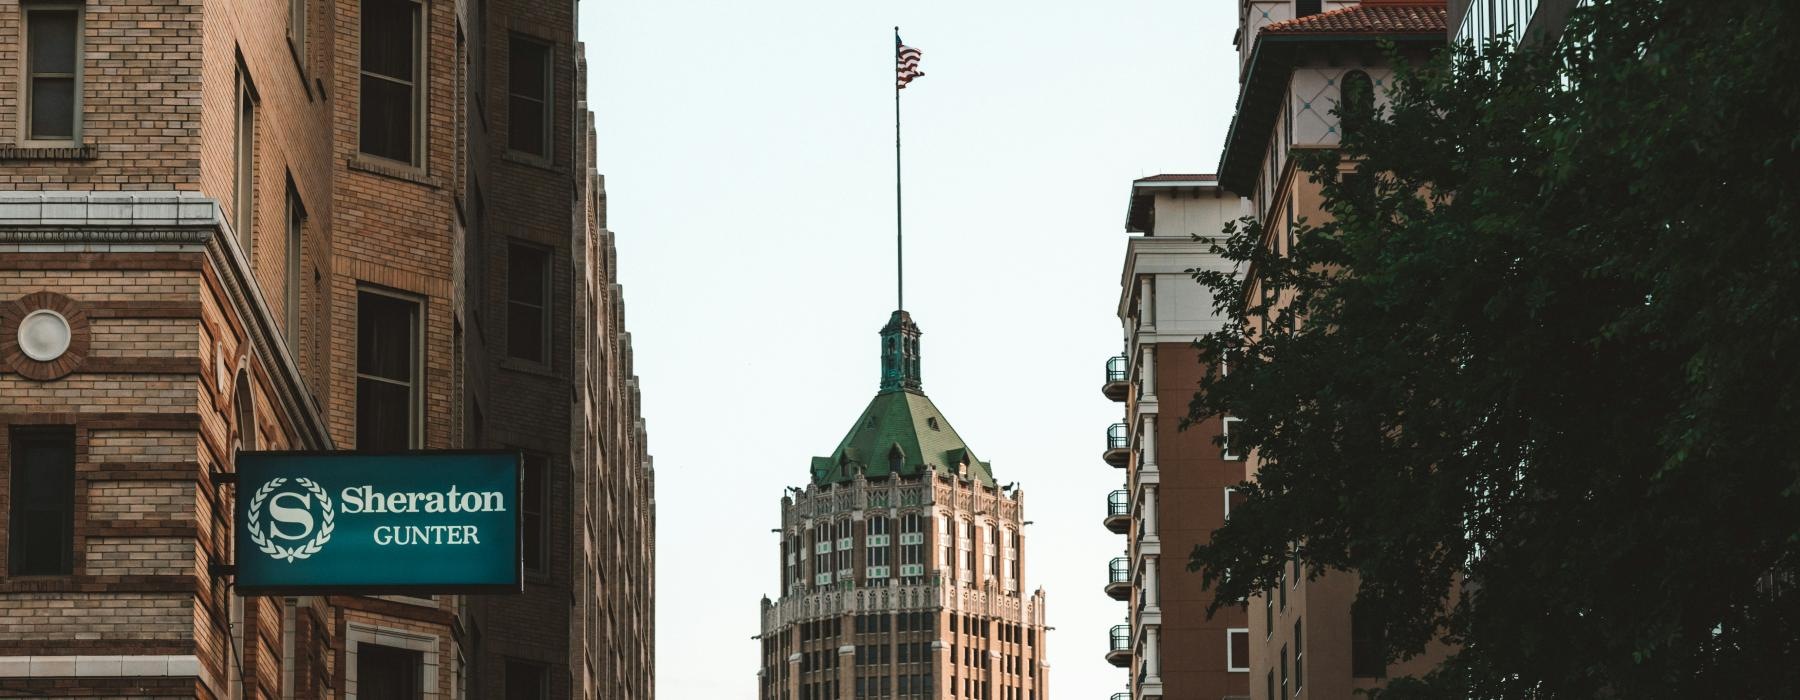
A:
1104,422,1130,467
1104,489,1130,534
1103,353,1131,401
1112,693,1131,700
1106,622,1133,667
1105,556,1131,601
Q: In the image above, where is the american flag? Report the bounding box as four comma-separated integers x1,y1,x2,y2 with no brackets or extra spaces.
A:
896,36,924,89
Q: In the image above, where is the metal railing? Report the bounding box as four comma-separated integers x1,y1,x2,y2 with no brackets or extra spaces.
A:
1105,354,1129,383
1107,489,1130,518
1110,624,1132,652
1107,423,1129,450
1110,557,1131,584
1111,693,1132,700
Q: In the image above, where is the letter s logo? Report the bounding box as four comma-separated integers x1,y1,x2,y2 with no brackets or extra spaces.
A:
268,491,315,541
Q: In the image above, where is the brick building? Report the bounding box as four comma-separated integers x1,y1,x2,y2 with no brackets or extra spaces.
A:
0,0,653,697
1100,174,1251,700
758,312,1050,700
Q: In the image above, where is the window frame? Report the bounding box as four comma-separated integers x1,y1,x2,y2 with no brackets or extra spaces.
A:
356,642,424,699
7,425,76,576
358,0,427,167
1226,627,1250,672
506,32,552,158
505,240,551,364
355,285,425,451
20,2,83,146
520,450,549,574
285,177,307,350
1221,416,1244,460
235,60,258,254
288,0,308,75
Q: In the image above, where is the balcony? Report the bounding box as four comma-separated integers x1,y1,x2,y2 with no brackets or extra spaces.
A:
1103,354,1130,402
1106,623,1132,667
1104,489,1130,534
1106,557,1131,601
1104,423,1130,467
1112,694,1131,700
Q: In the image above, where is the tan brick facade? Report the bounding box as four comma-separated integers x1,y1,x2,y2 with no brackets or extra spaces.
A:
0,0,653,697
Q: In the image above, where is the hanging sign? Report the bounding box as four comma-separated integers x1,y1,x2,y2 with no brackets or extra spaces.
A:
234,451,521,594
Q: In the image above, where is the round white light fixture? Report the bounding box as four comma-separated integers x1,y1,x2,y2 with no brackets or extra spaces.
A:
18,309,73,362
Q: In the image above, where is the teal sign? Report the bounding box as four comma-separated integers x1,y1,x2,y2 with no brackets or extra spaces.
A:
234,451,521,594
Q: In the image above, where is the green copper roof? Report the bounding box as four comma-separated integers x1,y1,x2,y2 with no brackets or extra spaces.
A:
810,390,995,487
809,311,995,487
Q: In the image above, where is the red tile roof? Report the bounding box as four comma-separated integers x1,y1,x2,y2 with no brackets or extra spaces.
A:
1262,3,1448,36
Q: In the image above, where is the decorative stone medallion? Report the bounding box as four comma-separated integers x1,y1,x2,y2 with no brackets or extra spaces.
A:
1,291,90,380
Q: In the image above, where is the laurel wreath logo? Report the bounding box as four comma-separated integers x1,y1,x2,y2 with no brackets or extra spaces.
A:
247,477,335,563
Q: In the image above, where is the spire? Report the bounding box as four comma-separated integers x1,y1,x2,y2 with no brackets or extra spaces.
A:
879,310,922,393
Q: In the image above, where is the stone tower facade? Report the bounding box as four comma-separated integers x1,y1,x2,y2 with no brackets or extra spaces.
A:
759,313,1050,700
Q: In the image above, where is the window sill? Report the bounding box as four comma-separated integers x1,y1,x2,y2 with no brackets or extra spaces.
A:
499,356,557,378
348,155,441,188
501,149,560,173
1,144,97,161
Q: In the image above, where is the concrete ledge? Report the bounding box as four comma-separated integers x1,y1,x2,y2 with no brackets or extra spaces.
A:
0,191,218,228
0,654,201,677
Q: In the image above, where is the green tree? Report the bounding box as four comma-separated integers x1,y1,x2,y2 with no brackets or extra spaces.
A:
1185,1,1799,696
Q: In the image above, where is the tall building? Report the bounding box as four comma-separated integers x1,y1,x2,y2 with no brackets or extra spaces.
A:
1102,175,1252,700
759,312,1050,700
1217,2,1448,699
0,0,653,697
1450,0,1582,47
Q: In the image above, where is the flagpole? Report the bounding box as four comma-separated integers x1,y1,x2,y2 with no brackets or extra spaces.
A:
894,26,904,312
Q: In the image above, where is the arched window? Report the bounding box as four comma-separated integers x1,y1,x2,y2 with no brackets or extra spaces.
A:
1340,70,1375,139
234,369,255,452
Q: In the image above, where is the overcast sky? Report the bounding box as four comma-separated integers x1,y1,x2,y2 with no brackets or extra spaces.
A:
578,1,1240,697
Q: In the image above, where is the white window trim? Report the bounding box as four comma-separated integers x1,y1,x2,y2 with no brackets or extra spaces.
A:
18,2,84,147
1226,628,1249,672
1224,486,1239,519
1222,416,1244,461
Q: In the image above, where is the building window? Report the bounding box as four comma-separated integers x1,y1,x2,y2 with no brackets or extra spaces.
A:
505,659,546,700
1297,0,1322,17
1294,618,1304,691
1227,628,1249,672
235,62,257,252
286,179,306,347
356,288,421,451
361,0,422,164
1341,70,1375,139
1266,671,1275,700
1222,416,1244,460
235,370,256,451
1280,645,1289,698
507,242,550,363
8,427,74,576
522,451,547,572
288,0,307,68
508,35,550,156
23,4,80,142
357,643,422,699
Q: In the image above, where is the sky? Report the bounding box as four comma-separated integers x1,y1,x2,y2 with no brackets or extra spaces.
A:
577,1,1241,697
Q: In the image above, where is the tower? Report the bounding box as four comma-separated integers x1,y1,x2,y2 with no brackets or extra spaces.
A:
759,313,1051,700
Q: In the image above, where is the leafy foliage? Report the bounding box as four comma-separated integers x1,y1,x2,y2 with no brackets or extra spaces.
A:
1184,1,1800,696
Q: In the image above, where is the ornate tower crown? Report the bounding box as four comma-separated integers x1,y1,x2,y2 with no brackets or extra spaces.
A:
879,310,922,393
